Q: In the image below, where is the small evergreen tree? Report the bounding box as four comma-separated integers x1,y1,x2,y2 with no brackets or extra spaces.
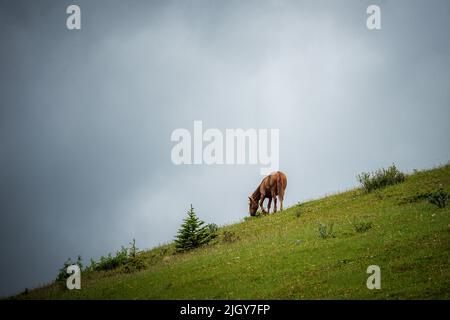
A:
175,205,217,252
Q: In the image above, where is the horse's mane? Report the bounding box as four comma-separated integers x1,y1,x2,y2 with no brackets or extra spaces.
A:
251,187,261,201
251,176,268,201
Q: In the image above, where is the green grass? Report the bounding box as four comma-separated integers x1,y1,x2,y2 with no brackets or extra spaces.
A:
13,164,450,299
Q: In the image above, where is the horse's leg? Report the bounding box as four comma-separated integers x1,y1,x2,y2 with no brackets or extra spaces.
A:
277,177,285,211
268,190,275,213
278,193,284,211
259,195,267,214
267,197,272,214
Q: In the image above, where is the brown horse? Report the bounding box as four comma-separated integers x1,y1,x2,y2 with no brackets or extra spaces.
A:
248,171,287,216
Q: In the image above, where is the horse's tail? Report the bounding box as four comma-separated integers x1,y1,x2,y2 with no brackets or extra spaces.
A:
277,172,286,200
276,172,287,211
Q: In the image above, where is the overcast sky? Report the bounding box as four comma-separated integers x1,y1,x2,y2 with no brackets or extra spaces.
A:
0,0,449,297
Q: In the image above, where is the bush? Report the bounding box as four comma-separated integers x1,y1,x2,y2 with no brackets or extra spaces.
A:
428,188,449,208
399,192,430,205
86,239,144,273
207,223,219,234
354,221,373,233
128,238,138,258
318,222,336,239
222,231,239,243
122,255,146,273
93,247,129,271
357,164,406,193
56,255,83,282
56,239,146,281
175,205,217,252
243,210,265,222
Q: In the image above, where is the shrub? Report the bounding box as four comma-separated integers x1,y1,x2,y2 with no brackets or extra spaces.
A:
174,205,217,252
56,255,83,282
222,231,239,243
357,164,406,193
428,188,448,208
122,255,146,273
243,210,264,221
399,192,430,205
86,239,144,273
56,239,147,280
318,222,336,239
93,247,129,271
207,223,219,234
354,221,373,233
128,238,138,258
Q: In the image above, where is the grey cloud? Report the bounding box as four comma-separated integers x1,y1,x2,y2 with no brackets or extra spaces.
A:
1,0,449,297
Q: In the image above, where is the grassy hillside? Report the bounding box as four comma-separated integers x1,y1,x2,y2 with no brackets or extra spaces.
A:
14,164,450,299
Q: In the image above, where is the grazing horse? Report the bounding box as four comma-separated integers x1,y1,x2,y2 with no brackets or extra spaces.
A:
248,171,287,216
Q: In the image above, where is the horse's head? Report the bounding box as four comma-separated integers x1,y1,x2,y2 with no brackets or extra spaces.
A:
248,196,258,216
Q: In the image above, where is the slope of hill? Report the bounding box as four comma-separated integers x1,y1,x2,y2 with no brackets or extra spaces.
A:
13,164,450,299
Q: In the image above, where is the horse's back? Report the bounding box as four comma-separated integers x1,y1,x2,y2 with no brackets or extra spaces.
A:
262,171,287,195
274,171,287,193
